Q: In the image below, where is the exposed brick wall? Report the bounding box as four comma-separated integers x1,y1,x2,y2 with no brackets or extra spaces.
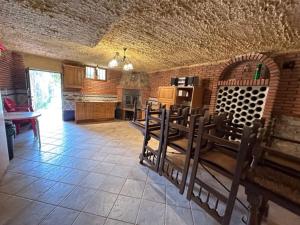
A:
0,51,15,89
81,69,122,95
149,64,222,106
273,52,300,117
149,52,300,118
11,52,26,89
0,51,26,89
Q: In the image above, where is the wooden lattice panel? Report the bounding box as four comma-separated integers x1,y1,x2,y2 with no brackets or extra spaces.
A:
215,86,268,126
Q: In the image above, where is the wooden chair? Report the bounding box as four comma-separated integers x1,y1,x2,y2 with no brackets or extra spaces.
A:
187,113,263,225
158,106,202,194
139,103,191,171
138,104,168,171
245,118,300,225
130,100,162,133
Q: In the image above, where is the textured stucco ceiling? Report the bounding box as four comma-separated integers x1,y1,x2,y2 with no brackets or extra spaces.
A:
1,0,300,72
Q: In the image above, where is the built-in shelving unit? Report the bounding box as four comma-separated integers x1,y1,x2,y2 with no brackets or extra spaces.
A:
157,85,204,109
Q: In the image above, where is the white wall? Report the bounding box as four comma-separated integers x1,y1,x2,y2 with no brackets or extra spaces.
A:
0,91,9,178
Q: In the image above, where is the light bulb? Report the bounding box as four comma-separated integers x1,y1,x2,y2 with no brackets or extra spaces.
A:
123,63,133,71
108,59,118,68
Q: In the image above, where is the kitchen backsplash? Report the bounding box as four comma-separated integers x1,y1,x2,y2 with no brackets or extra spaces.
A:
63,91,118,110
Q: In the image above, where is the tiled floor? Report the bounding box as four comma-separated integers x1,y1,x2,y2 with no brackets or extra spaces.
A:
0,120,299,225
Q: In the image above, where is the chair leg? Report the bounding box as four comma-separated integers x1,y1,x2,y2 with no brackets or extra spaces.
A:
258,198,269,223
31,120,37,137
245,188,263,225
15,123,20,134
179,154,191,194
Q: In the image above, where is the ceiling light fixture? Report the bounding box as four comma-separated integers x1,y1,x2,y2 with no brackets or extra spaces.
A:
0,41,6,57
108,48,133,71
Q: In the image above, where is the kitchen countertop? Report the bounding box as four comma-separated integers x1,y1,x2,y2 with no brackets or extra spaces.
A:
76,101,120,103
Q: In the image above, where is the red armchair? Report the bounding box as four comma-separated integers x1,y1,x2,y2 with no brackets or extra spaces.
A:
3,97,37,136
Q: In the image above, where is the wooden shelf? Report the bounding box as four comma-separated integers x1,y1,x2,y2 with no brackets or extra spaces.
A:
157,85,204,109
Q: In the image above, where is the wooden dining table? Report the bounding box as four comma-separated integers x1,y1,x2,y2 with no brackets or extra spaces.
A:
4,112,42,148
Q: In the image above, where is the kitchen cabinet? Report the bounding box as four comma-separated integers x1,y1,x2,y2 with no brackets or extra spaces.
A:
157,86,176,109
63,64,84,89
75,101,117,123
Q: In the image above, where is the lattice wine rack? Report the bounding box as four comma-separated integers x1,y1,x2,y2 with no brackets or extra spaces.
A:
215,86,268,126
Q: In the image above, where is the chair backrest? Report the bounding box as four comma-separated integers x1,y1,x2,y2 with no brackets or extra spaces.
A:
196,112,263,163
188,114,263,225
3,97,17,112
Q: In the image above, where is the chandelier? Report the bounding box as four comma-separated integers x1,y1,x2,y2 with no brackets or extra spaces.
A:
0,41,6,57
108,48,133,71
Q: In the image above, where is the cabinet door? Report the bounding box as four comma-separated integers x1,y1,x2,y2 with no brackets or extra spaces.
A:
63,65,83,89
75,67,84,87
158,86,176,108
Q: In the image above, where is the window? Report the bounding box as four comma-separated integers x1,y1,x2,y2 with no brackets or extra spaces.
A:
96,68,107,81
85,66,95,79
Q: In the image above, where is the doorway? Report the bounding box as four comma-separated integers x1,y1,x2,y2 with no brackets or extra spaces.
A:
28,69,62,122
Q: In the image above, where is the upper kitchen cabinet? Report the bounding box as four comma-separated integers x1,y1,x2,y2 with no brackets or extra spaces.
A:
63,64,84,89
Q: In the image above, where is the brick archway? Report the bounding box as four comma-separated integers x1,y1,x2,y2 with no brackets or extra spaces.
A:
210,53,280,122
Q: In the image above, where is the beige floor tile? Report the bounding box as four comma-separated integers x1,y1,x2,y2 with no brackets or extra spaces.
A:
120,179,145,198
108,195,141,224
4,201,54,225
73,212,106,225
105,219,133,225
60,187,96,210
16,179,56,200
79,172,106,189
143,183,166,204
137,200,165,225
166,205,193,225
83,190,118,217
0,194,32,225
109,165,132,178
59,169,89,185
99,175,126,194
2,121,299,225
39,206,79,225
166,184,191,208
0,173,38,194
93,162,116,174
38,182,74,204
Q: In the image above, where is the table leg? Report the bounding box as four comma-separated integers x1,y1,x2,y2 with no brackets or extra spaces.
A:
35,118,41,149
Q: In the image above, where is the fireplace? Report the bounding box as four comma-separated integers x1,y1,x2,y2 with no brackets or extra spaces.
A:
123,89,141,109
117,71,150,120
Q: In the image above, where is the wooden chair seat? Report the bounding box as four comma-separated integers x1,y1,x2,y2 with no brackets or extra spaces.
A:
200,149,238,176
265,154,300,176
247,166,300,205
131,119,159,130
168,137,197,152
150,128,177,140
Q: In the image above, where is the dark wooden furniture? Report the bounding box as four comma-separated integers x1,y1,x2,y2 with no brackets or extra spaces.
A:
136,103,186,172
187,113,263,225
158,107,198,194
245,118,300,225
138,105,167,172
